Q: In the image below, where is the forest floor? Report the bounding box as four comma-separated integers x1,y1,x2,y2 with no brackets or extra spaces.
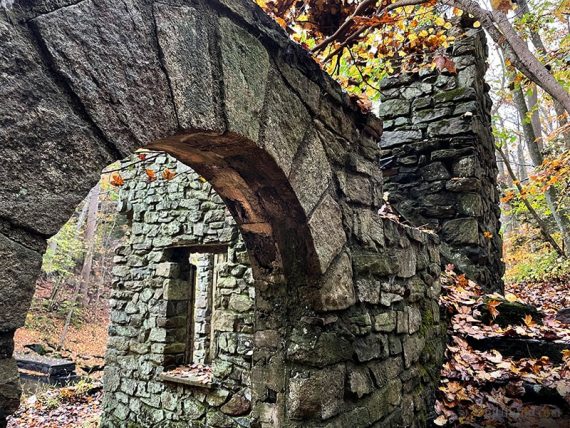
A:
7,275,570,427
7,279,108,428
13,279,108,369
435,271,570,427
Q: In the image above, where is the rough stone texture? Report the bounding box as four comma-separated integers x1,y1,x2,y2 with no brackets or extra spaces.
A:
379,27,504,292
31,0,178,155
309,194,347,273
103,155,255,427
289,126,334,214
0,358,20,420
219,15,269,143
154,3,224,132
0,0,452,426
0,235,43,331
0,15,114,236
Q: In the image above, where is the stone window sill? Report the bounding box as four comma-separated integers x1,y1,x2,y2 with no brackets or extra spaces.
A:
159,367,214,389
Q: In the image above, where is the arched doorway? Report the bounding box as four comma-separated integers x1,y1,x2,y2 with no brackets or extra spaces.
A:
1,0,444,426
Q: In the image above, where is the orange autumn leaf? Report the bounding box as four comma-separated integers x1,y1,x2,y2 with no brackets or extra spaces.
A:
484,231,493,239
456,274,469,288
500,190,515,203
110,173,124,187
275,16,287,29
523,314,536,327
433,55,457,74
146,169,157,182
487,300,502,320
162,168,176,181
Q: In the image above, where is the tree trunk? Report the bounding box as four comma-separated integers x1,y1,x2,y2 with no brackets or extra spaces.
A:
496,147,565,257
442,0,570,114
75,197,90,233
94,205,119,306
512,86,570,254
553,101,570,151
513,86,542,165
516,139,528,182
58,279,81,350
527,84,544,152
518,0,570,149
78,183,100,304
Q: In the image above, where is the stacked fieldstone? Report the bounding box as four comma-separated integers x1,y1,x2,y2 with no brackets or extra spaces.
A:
103,154,255,426
285,218,445,427
102,151,447,427
378,28,503,291
191,253,214,364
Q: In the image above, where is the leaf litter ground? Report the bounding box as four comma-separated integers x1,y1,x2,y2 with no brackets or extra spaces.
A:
435,268,570,427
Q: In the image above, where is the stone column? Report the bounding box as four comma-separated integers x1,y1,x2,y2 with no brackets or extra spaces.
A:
379,27,504,291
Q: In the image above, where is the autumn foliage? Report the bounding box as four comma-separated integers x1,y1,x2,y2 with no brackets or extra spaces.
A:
257,0,464,99
436,266,570,426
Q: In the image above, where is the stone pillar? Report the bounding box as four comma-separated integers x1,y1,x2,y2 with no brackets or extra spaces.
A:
0,229,45,426
192,254,214,364
379,28,503,291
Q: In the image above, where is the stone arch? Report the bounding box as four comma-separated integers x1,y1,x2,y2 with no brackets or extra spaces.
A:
1,0,446,426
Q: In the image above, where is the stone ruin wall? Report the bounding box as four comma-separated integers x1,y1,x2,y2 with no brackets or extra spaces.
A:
104,154,447,427
378,28,503,292
104,155,255,426
286,216,445,427
0,0,503,425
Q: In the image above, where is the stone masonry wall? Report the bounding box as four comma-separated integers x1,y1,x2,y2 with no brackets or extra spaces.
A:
104,152,447,427
101,151,451,424
1,0,456,425
103,154,255,427
284,217,445,427
378,28,504,292
192,253,214,364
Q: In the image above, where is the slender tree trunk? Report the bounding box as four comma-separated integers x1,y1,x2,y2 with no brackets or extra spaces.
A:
518,0,570,149
513,86,542,165
48,277,64,310
497,116,515,234
516,139,528,182
440,0,570,114
79,183,100,304
75,198,90,233
496,147,565,257
497,151,514,234
553,102,570,150
58,278,82,350
94,206,118,306
527,84,544,151
513,86,570,254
